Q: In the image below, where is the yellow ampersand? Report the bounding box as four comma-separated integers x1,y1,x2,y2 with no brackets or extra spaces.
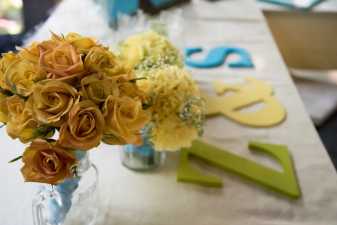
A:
203,77,286,127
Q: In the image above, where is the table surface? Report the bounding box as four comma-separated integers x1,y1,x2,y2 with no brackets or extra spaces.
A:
258,0,337,125
2,0,337,225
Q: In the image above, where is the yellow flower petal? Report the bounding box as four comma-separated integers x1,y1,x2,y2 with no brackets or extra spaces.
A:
151,115,198,151
119,31,183,70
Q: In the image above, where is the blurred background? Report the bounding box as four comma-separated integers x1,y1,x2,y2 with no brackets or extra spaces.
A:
0,0,336,169
0,0,22,35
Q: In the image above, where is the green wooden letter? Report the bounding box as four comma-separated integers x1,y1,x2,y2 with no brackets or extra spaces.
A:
177,140,301,199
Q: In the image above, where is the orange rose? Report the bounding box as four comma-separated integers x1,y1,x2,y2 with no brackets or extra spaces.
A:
80,73,119,104
32,80,78,125
6,96,39,143
4,59,45,96
65,33,97,53
0,92,9,123
39,38,85,81
117,74,148,100
21,139,77,185
0,52,18,91
102,95,150,145
84,46,125,75
58,100,104,150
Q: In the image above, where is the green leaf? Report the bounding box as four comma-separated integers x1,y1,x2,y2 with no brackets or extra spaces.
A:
142,102,152,110
8,155,22,163
34,126,56,138
0,87,14,96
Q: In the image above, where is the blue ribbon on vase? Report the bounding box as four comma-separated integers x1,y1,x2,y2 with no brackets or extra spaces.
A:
36,151,86,224
124,131,155,157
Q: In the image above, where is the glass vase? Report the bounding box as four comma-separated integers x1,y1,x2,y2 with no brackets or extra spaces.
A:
121,135,165,171
32,151,99,225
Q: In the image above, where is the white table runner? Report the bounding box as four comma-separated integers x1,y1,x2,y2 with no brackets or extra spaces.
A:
1,0,336,225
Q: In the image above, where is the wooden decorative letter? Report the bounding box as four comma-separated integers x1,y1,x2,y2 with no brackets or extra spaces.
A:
184,46,254,68
177,140,301,199
204,77,286,127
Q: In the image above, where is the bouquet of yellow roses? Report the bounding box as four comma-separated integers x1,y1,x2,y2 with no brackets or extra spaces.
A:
0,33,150,185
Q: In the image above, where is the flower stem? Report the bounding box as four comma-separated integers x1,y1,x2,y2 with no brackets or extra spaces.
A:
8,155,22,163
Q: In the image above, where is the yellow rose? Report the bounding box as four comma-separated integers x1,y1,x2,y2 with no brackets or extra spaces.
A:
117,75,147,100
80,73,119,104
18,42,40,64
39,39,85,82
84,46,125,75
4,59,45,96
0,52,18,91
0,92,9,123
65,33,97,53
102,95,150,145
6,96,39,143
32,80,78,125
99,72,147,100
58,100,105,150
21,139,77,185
